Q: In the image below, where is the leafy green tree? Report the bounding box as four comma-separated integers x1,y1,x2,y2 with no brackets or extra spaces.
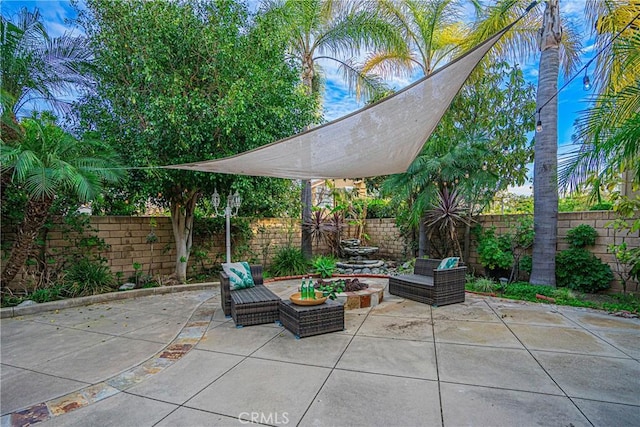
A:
77,0,315,281
261,0,406,259
0,114,122,288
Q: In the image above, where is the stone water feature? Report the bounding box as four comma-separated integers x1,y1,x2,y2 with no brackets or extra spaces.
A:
336,238,389,275
340,238,379,258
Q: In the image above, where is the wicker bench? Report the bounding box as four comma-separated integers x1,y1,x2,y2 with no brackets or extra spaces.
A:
279,298,344,339
388,258,466,306
220,265,280,327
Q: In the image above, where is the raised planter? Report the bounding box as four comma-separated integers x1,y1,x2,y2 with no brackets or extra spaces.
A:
334,284,385,310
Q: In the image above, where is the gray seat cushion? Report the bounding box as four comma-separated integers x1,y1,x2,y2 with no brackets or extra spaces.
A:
392,274,434,287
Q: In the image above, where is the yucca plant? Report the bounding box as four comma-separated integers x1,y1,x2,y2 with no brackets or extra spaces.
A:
424,187,469,259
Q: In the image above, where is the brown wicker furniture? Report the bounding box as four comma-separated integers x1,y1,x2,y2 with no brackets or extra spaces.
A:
388,258,466,306
220,265,280,327
279,298,345,339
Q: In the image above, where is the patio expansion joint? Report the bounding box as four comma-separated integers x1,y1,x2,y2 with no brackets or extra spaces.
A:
431,302,445,427
565,318,640,361
484,301,595,425
296,303,375,425
165,322,288,424
4,298,218,427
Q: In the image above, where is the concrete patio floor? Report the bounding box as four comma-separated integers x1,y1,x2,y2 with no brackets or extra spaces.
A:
1,278,639,427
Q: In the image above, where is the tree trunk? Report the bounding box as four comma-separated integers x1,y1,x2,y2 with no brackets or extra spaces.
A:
1,196,53,289
170,192,198,283
300,54,315,260
531,0,561,286
418,214,426,257
301,179,313,259
463,220,471,263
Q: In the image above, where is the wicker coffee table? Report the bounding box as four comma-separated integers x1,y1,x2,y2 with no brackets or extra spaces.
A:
279,298,344,339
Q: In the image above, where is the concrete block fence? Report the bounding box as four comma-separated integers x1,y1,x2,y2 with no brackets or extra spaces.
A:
2,212,637,293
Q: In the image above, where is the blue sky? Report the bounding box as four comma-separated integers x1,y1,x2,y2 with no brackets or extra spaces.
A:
3,0,596,195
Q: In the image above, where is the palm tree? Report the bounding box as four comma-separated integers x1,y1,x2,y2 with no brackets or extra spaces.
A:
467,0,581,286
528,0,563,286
560,2,640,195
0,115,122,289
363,0,471,256
0,8,91,131
261,0,406,259
363,0,469,77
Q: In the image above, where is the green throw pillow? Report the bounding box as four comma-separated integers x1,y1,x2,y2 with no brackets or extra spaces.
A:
222,262,255,290
437,257,460,270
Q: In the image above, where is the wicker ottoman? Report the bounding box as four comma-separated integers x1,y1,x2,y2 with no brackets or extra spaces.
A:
230,286,281,327
279,298,345,339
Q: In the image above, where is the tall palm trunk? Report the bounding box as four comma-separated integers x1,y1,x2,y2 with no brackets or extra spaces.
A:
301,54,315,259
530,0,561,286
1,196,53,289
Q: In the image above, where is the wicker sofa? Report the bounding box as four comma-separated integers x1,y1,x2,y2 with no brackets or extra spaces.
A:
388,258,466,306
220,264,281,327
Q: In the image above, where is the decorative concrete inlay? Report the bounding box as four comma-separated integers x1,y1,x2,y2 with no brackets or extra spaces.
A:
5,299,217,427
334,284,384,310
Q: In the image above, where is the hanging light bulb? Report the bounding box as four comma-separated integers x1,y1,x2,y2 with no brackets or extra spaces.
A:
535,110,543,133
583,73,591,91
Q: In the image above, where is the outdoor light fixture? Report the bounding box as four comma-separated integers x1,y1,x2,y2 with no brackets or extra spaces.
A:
583,72,591,91
212,189,242,263
536,110,543,133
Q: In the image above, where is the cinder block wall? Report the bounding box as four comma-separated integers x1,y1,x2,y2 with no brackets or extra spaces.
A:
2,211,637,293
466,212,639,293
363,218,409,260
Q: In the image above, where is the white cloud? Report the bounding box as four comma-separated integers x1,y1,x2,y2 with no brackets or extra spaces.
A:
560,0,586,20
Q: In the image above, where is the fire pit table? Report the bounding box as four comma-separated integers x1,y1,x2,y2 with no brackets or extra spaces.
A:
279,298,344,339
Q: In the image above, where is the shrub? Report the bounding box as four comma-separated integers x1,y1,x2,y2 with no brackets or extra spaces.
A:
62,258,116,297
365,198,397,219
473,226,513,270
467,277,497,293
589,202,613,211
556,248,613,293
30,286,64,303
565,224,597,248
519,255,532,274
269,246,308,277
312,255,336,278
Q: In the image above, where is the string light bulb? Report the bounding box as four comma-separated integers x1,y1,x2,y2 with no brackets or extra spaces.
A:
583,72,591,91
536,110,543,133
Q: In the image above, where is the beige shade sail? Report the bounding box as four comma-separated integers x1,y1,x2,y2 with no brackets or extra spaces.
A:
166,27,511,180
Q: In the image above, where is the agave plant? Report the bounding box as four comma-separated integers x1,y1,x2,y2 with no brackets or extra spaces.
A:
424,186,470,259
